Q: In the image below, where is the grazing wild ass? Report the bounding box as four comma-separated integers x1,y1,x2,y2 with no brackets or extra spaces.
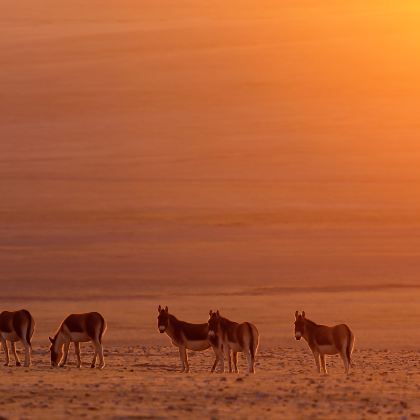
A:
294,311,355,374
208,310,259,373
0,309,35,367
49,312,107,369
157,306,224,373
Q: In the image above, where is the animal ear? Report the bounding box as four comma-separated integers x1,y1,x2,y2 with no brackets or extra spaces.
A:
216,310,220,316
165,306,168,312
302,311,306,318
295,310,299,319
158,305,161,313
209,310,213,316
49,336,54,343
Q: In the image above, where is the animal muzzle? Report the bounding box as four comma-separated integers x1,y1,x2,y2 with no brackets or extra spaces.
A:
208,330,216,338
158,325,166,333
295,332,302,340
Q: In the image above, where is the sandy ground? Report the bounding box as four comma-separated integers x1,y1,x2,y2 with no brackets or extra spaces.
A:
0,344,418,419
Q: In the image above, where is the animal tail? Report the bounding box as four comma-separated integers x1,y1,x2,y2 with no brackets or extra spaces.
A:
27,313,35,347
346,326,354,366
99,316,107,344
15,310,34,347
246,322,255,360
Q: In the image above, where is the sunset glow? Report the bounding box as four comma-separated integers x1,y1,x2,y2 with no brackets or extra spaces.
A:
0,2,419,418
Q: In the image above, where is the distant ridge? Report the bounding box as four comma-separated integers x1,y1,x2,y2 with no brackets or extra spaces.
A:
0,283,418,302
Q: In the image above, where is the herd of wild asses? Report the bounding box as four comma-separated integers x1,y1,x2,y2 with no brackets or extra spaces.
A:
0,308,355,374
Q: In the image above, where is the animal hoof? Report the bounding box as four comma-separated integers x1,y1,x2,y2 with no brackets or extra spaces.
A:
16,362,21,367
98,364,105,370
91,364,95,369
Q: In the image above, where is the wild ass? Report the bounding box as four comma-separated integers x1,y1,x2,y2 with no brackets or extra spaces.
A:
294,311,355,374
157,306,224,373
0,309,35,367
49,312,107,369
208,310,259,374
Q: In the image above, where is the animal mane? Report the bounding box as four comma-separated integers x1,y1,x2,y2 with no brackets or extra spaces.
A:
50,329,60,343
168,313,179,323
219,315,237,327
304,318,318,327
52,320,66,340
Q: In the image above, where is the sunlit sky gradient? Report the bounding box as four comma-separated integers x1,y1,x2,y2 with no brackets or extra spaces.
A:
1,1,420,292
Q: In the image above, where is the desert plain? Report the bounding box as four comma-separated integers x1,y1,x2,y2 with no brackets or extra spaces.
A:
0,288,418,419
1,1,420,419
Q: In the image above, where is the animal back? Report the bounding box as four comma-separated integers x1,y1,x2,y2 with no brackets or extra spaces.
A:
63,314,85,333
179,322,208,341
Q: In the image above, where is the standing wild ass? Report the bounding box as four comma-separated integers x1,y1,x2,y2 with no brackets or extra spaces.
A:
208,310,259,373
49,312,107,369
294,311,355,374
0,309,35,367
157,306,224,372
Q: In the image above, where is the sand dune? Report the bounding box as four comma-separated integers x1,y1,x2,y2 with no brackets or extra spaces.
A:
2,1,420,296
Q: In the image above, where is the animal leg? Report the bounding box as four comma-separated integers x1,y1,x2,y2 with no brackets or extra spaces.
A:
219,346,225,373
210,347,222,373
74,342,82,368
2,338,10,366
183,348,190,373
96,341,105,369
21,322,32,367
340,349,350,374
233,351,239,373
222,346,231,373
227,348,233,373
320,354,328,374
11,342,21,366
59,342,70,367
312,350,321,373
210,355,218,373
90,343,97,368
23,341,31,367
246,349,255,374
178,347,185,372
